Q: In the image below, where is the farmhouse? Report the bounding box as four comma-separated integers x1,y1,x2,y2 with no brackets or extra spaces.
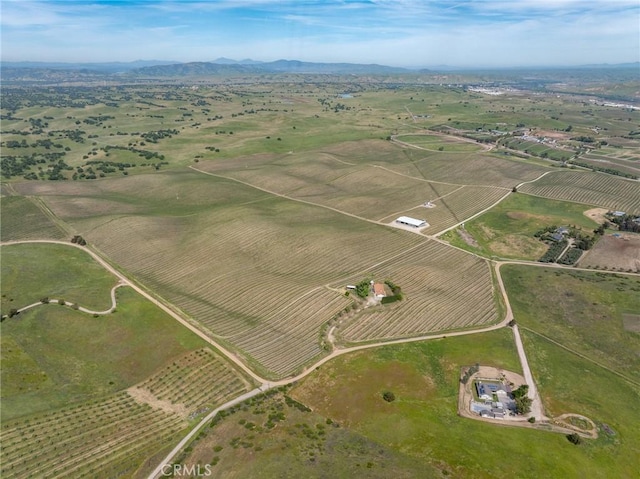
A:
396,216,428,228
373,283,386,298
475,381,510,401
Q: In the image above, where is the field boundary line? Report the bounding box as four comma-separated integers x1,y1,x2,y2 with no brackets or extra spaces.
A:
432,169,581,239
519,326,640,389
370,163,483,188
188,165,396,231
497,260,640,277
433,189,512,237
25,195,73,236
377,185,466,223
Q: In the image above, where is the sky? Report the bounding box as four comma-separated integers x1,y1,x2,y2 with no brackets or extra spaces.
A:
1,0,639,68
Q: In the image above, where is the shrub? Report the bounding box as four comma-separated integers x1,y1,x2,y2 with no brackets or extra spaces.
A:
382,391,395,402
567,433,582,445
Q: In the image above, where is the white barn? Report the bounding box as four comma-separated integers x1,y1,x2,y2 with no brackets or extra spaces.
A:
396,216,428,228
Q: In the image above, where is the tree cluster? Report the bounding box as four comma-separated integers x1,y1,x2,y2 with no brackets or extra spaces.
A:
460,363,480,385
608,214,640,233
512,385,532,414
539,239,568,262
355,279,371,299
71,235,87,246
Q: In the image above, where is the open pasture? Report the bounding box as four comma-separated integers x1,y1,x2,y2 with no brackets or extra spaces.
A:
169,389,435,479
336,240,498,342
520,331,640,478
519,170,640,214
0,196,66,242
1,243,117,313
502,265,640,382
292,323,640,478
0,286,208,421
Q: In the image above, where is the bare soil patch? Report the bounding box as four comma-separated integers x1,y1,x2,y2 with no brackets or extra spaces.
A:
583,207,609,225
127,386,188,417
579,234,640,272
622,314,640,333
456,227,478,247
489,234,547,259
554,413,598,438
536,130,572,140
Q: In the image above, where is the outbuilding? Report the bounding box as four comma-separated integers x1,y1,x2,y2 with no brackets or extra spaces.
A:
396,216,428,228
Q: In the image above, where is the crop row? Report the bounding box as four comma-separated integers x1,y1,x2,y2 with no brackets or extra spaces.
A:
0,196,66,242
338,241,497,342
0,392,185,479
520,171,640,214
76,200,422,378
139,348,249,409
232,289,351,376
414,186,508,234
200,155,463,221
387,152,548,188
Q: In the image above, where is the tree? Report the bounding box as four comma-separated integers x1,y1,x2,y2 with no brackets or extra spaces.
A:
382,391,395,402
355,279,370,299
512,384,531,414
512,384,529,398
515,396,532,414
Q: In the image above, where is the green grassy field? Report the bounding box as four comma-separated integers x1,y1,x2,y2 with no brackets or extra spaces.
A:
440,193,600,260
1,243,117,314
1,286,209,420
288,327,639,478
501,265,640,382
165,389,437,479
521,331,640,479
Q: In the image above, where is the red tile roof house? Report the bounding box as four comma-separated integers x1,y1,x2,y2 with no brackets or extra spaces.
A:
373,283,386,298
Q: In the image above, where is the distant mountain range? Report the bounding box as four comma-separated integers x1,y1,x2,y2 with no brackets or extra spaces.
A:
0,59,637,82
0,58,414,76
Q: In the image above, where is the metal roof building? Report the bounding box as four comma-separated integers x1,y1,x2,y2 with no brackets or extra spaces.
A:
396,216,427,228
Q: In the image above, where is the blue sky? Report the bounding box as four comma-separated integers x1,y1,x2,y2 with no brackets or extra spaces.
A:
1,0,639,67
